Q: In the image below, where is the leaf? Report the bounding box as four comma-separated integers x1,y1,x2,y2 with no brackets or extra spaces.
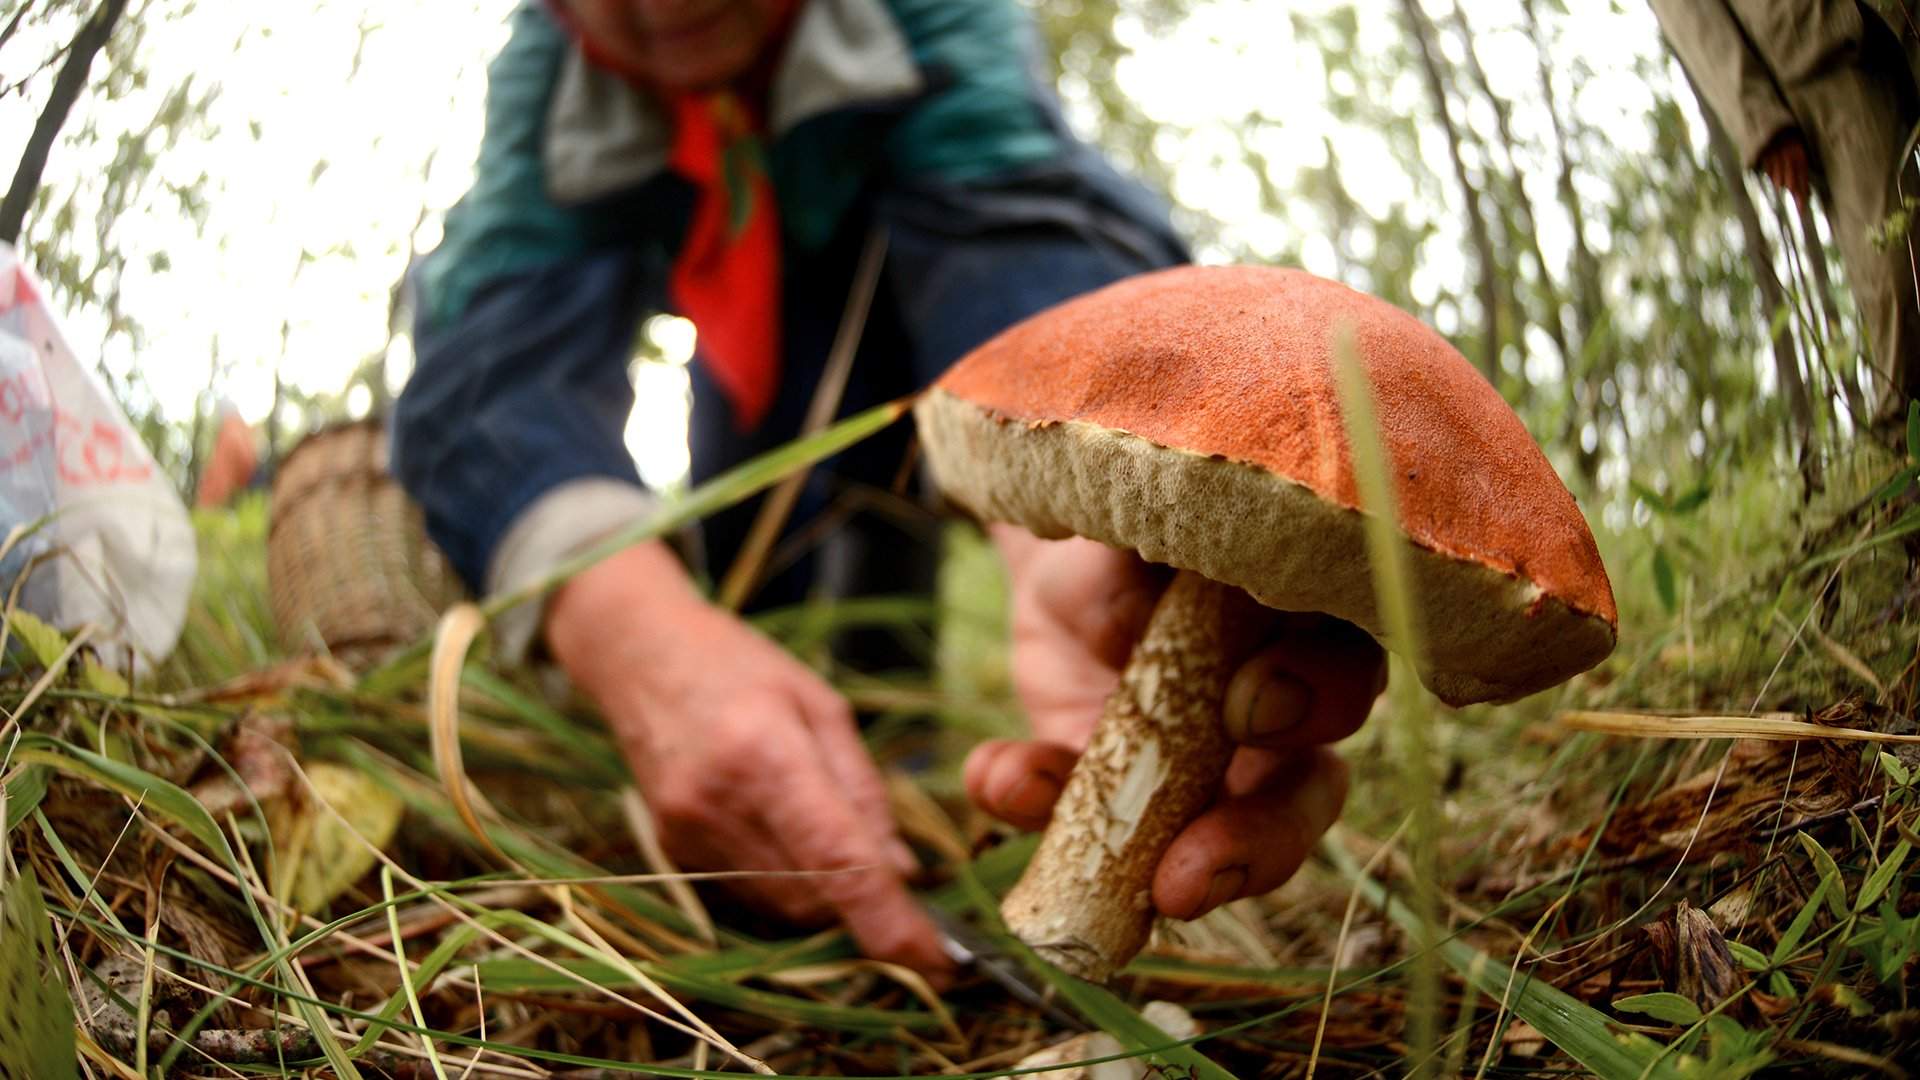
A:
1612,992,1702,1025
6,609,69,670
3,765,49,833
1767,970,1797,1000
268,762,405,913
1772,874,1830,964
1630,478,1672,513
1670,485,1710,515
1869,465,1917,506
1724,940,1768,972
1880,752,1913,788
0,862,79,1080
1907,400,1919,462
1856,839,1912,914
1653,546,1677,613
1826,984,1873,1017
1794,832,1848,916
81,657,130,697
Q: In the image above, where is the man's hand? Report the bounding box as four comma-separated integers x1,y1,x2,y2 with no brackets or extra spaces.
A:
545,543,952,981
966,527,1385,920
1758,130,1811,205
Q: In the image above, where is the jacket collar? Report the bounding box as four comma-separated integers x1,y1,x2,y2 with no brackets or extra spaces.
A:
544,0,923,206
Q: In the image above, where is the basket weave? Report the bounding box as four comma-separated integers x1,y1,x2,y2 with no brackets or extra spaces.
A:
267,420,464,662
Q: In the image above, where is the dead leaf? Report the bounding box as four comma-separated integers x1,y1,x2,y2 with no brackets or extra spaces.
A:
268,761,405,913
1646,901,1739,1013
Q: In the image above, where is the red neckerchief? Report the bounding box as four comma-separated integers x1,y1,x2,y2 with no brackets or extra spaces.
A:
546,2,796,431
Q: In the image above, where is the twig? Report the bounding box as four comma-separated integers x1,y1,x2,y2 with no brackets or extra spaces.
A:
716,224,888,610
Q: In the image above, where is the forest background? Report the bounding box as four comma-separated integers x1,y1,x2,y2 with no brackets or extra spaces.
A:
3,0,1920,1076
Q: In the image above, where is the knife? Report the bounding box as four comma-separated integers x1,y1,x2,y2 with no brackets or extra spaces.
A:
929,907,1092,1033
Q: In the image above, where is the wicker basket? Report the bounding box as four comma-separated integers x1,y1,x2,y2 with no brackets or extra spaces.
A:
267,420,465,662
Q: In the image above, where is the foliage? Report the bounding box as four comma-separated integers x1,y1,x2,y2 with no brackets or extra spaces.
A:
4,0,1918,1076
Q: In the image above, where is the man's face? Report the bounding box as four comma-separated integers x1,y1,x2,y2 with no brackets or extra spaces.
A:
564,0,786,91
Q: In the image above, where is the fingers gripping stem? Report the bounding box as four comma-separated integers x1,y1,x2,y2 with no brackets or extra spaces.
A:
1000,571,1273,982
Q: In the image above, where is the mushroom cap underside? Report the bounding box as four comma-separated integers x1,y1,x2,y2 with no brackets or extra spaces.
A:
914,265,1616,705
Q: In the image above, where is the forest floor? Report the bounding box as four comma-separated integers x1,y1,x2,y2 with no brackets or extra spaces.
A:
2,424,1918,1079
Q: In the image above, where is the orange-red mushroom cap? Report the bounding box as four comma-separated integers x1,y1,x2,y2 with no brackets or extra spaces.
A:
914,265,1616,705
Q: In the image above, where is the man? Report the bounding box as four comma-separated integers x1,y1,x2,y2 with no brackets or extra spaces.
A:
1652,0,1919,425
393,0,1382,979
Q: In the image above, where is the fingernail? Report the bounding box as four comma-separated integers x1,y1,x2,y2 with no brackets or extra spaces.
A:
998,771,1063,820
1198,864,1249,917
1247,674,1312,739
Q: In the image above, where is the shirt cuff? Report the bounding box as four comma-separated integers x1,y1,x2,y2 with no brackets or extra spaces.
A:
485,477,660,663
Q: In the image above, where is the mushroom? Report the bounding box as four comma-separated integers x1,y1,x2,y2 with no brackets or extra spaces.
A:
914,265,1616,982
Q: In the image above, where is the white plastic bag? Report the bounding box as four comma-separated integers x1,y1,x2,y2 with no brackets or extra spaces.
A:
0,244,195,670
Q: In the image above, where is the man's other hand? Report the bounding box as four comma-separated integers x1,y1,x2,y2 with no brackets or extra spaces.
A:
967,528,1386,921
545,543,952,982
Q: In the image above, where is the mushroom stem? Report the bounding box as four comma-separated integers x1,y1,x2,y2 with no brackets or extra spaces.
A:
1001,569,1275,982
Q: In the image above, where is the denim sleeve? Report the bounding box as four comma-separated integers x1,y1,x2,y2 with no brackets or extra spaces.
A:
392,250,649,593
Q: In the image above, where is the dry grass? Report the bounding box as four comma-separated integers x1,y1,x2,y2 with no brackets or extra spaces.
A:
3,422,1918,1078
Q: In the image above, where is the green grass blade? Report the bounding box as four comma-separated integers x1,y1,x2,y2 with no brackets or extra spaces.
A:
381,867,449,1080
1855,839,1910,914
32,808,128,936
459,668,626,785
0,860,78,1080
362,398,911,692
1039,968,1240,1080
467,955,940,1032
945,848,1239,1080
334,740,732,942
1324,836,1680,1079
1772,875,1831,965
1331,324,1443,1072
3,763,48,832
1123,955,1378,987
12,737,235,863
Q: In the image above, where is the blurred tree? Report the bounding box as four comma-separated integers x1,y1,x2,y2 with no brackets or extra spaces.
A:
1018,0,1883,509
1,0,219,491
0,0,128,243
1398,0,1501,384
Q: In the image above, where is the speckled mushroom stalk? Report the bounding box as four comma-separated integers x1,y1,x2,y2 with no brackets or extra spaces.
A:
915,264,1618,985
999,570,1273,982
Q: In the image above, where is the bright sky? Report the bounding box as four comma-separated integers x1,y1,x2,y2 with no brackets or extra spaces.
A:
5,0,1675,490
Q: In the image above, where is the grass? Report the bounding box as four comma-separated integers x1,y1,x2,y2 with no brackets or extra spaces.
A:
3,403,1918,1077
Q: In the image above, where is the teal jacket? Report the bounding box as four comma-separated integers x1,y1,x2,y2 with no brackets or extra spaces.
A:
395,0,1186,598
419,0,1087,332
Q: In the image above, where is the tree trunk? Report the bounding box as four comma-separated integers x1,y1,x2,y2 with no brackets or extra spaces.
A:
1522,0,1604,481
1399,0,1501,383
1697,87,1817,474
1449,0,1561,408
0,0,129,245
